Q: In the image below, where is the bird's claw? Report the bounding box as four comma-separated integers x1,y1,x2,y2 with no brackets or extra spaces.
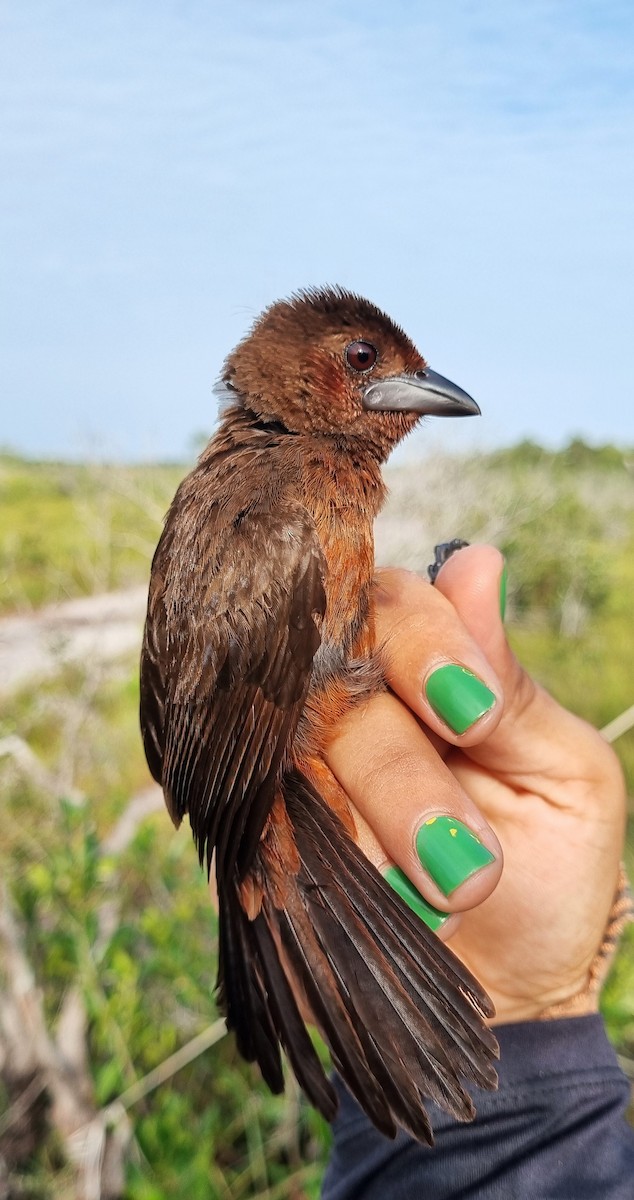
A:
428,539,470,584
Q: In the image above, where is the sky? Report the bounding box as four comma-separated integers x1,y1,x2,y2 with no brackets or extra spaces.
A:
1,0,633,462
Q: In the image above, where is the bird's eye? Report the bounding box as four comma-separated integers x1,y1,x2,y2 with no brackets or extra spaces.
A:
345,341,378,372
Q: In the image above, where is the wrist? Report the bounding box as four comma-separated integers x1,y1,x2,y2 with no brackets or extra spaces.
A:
537,864,632,1019
488,865,633,1025
490,991,598,1026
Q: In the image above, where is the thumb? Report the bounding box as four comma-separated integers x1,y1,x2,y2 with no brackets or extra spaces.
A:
433,542,530,710
434,543,613,789
433,544,542,777
432,544,512,681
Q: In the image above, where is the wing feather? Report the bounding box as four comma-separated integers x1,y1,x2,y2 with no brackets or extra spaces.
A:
140,497,326,878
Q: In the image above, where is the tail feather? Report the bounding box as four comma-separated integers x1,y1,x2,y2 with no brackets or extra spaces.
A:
294,781,494,1020
293,888,473,1127
278,889,398,1136
217,884,284,1094
217,769,498,1143
293,827,483,1121
248,912,338,1120
303,800,499,1090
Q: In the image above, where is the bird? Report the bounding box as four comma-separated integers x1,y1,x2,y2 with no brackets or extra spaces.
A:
140,286,498,1144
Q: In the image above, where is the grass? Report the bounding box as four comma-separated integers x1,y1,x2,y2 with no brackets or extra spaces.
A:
0,455,184,612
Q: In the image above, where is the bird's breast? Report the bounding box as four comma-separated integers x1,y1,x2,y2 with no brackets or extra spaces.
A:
318,516,374,655
298,449,384,658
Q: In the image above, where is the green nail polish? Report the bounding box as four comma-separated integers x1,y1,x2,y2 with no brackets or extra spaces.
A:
384,866,449,931
416,816,496,896
425,664,496,734
499,565,508,621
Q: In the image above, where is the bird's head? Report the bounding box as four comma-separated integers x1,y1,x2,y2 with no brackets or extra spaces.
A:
221,287,479,460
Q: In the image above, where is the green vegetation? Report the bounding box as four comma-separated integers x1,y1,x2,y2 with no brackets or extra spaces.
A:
0,456,184,612
0,438,633,1197
0,664,329,1199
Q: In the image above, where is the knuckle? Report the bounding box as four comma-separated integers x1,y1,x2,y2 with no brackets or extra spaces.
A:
374,567,428,611
357,744,426,801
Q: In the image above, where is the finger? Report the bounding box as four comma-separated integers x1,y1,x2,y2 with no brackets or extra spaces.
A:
374,567,504,747
434,545,624,798
325,689,503,915
343,800,461,940
432,544,518,695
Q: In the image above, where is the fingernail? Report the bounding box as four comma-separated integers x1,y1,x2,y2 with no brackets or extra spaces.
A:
425,664,496,734
499,565,508,621
384,866,449,931
416,816,496,896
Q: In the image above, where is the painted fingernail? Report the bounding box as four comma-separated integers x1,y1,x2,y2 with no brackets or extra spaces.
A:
425,664,496,734
384,866,449,931
415,816,496,896
499,565,508,621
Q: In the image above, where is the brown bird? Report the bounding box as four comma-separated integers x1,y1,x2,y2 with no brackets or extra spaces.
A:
140,286,498,1143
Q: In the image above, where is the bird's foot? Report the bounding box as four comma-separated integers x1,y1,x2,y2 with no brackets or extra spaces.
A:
427,539,470,584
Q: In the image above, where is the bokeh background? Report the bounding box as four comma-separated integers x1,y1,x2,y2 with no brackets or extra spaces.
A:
1,3,633,1197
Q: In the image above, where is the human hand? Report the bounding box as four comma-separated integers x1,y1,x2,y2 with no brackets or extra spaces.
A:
325,545,627,1023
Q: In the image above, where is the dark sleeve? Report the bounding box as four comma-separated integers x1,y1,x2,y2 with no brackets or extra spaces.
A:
321,1015,634,1200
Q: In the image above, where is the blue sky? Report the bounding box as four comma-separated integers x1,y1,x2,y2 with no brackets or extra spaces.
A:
2,0,633,461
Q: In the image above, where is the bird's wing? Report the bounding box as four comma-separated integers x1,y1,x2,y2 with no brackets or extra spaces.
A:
140,500,326,878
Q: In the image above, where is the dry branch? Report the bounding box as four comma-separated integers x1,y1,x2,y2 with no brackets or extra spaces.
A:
0,884,131,1199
